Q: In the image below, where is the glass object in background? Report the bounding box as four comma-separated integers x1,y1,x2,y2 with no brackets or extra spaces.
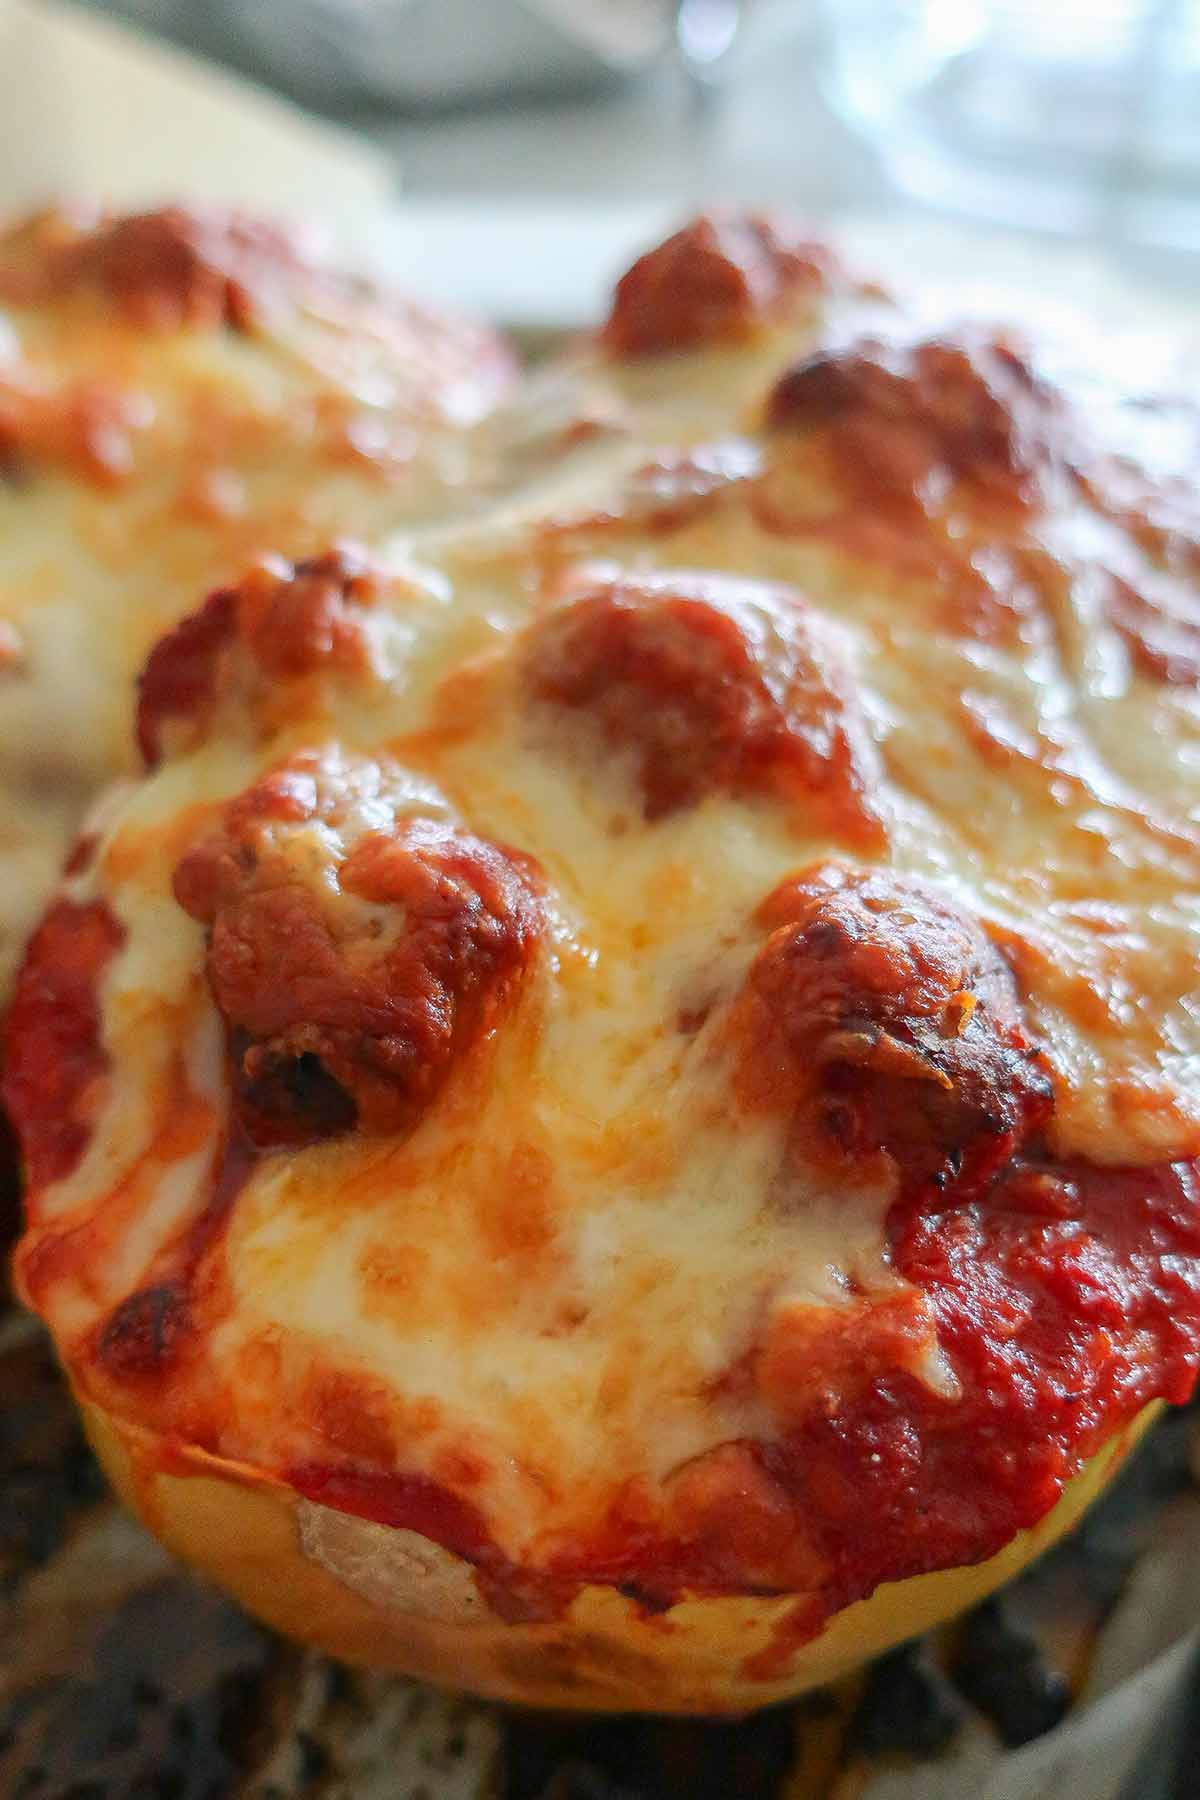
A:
77,0,681,107
824,0,1200,255
214,0,675,107
672,0,748,174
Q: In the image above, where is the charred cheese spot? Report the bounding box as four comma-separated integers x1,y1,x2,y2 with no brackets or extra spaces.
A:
734,865,1054,1199
137,545,383,766
524,567,883,838
173,748,545,1145
602,211,839,358
766,328,1058,510
97,1282,191,1380
1,898,124,1190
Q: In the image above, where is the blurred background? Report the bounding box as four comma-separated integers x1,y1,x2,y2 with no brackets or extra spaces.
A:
72,0,1200,271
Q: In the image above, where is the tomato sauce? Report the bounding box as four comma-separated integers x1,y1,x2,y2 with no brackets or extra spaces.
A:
136,546,380,768
603,211,838,357
2,899,124,1190
525,567,884,842
51,206,316,333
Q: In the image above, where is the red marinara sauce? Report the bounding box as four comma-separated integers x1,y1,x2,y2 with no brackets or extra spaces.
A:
271,1160,1199,1662
2,899,124,1191
602,211,839,357
524,566,884,843
0,205,318,332
7,833,1196,1682
136,546,380,768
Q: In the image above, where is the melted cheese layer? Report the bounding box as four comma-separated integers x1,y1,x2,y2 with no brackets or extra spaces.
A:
9,220,1200,1579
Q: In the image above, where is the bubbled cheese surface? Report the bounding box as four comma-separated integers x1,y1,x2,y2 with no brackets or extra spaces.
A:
8,211,1200,1612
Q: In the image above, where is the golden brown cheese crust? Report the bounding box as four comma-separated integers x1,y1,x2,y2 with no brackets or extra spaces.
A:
602,212,846,357
4,205,327,332
5,212,1200,1702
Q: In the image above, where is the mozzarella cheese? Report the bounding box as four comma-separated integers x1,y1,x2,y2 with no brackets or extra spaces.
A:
6,211,1200,1627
